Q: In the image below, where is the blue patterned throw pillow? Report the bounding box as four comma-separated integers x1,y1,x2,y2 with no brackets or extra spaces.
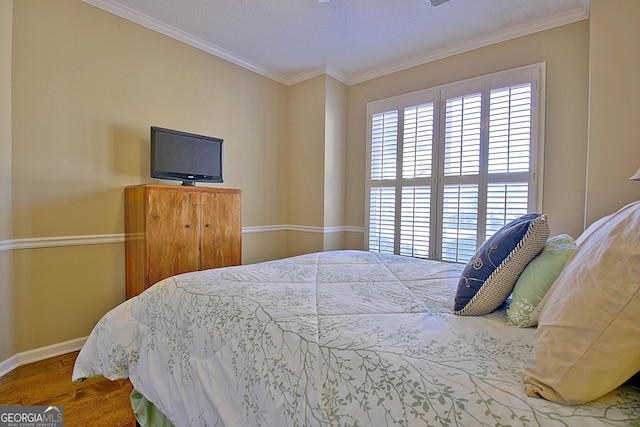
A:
454,214,549,316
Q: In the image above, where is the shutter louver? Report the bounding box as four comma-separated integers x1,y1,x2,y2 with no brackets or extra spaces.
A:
441,185,478,263
371,111,398,180
369,187,396,254
403,103,434,179
485,183,529,238
400,186,431,258
488,84,531,174
444,94,481,177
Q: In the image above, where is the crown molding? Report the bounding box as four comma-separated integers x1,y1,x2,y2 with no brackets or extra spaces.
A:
82,0,290,85
347,7,589,85
283,64,350,87
84,0,588,87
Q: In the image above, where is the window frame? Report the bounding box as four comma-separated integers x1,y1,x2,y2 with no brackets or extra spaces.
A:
364,63,546,262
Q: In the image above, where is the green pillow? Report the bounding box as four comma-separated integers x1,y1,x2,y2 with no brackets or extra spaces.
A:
506,234,576,327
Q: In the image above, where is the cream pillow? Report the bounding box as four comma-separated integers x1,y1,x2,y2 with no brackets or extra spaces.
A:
574,213,612,246
523,201,640,405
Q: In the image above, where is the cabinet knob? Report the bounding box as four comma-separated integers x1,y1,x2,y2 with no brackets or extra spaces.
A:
205,223,212,228
186,224,193,228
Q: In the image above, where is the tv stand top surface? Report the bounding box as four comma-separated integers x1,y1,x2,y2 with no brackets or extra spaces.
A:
126,184,241,195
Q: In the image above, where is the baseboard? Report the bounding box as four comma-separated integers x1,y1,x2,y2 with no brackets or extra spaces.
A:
0,336,88,378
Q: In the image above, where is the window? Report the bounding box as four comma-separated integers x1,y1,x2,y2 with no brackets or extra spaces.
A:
366,64,544,263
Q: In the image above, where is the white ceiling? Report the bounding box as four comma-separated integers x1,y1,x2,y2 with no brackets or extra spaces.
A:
83,0,590,85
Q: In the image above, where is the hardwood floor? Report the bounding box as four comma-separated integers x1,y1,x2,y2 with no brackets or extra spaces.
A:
0,351,137,427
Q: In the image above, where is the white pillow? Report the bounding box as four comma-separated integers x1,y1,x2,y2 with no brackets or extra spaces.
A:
574,213,612,246
524,201,640,405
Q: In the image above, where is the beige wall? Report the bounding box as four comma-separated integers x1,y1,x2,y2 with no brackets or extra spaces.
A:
285,74,350,255
11,1,289,240
324,77,348,228
5,0,640,360
0,0,14,362
323,76,348,250
286,74,351,256
286,75,326,255
10,0,291,353
287,75,326,229
585,0,640,225
13,244,125,351
346,20,591,240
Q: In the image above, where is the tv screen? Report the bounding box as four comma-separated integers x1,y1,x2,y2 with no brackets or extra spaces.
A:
150,126,223,186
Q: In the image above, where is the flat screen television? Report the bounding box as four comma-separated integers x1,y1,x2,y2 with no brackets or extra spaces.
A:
150,126,223,186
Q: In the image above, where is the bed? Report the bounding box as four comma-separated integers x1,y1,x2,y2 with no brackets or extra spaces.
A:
73,206,640,427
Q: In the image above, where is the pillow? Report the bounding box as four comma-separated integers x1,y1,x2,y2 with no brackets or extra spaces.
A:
453,214,549,316
524,201,640,405
575,213,612,246
506,234,576,327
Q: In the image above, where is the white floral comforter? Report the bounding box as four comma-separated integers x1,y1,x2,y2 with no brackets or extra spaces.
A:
73,250,640,426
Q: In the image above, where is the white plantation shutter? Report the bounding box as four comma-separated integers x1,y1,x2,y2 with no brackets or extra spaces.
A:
441,185,478,262
486,183,529,237
399,102,435,258
366,64,543,263
400,186,431,258
484,82,533,240
439,89,483,262
369,187,396,253
370,111,398,180
444,93,481,177
488,84,531,174
403,103,434,179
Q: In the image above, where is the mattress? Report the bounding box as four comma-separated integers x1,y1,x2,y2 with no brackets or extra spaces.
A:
72,250,640,426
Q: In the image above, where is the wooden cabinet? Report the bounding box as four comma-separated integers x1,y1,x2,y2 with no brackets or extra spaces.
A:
124,184,242,298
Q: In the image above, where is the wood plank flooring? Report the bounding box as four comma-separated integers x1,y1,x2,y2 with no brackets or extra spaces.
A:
0,351,137,427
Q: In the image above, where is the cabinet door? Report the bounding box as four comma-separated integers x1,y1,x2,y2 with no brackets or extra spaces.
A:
200,191,242,270
147,189,200,285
